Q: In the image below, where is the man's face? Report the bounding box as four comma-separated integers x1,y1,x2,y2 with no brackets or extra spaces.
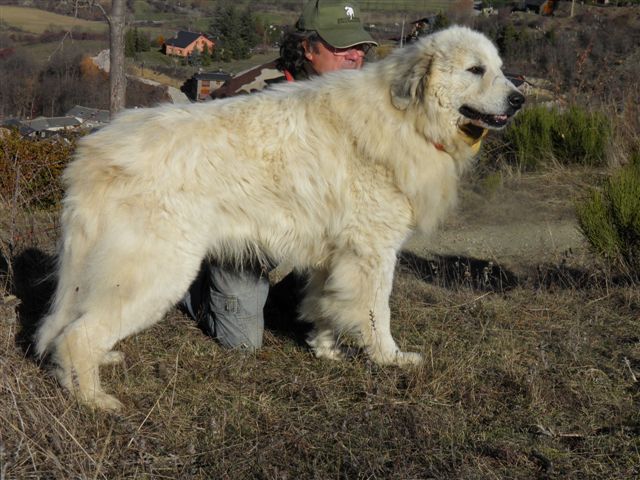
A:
304,40,369,73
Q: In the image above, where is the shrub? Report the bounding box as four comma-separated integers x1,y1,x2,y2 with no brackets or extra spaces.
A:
501,105,554,170
502,105,611,170
553,106,611,166
576,149,640,280
0,129,73,209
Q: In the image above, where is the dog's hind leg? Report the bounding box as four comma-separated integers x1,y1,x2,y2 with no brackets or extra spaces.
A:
52,247,203,411
312,249,423,367
35,207,99,357
53,311,127,411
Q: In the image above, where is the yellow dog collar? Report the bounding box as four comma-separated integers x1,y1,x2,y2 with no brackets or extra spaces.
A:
433,125,488,155
458,123,488,154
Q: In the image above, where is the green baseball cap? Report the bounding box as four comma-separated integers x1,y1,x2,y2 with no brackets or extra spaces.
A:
296,0,378,49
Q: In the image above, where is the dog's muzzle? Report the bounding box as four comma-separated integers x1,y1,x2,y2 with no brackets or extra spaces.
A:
459,91,526,129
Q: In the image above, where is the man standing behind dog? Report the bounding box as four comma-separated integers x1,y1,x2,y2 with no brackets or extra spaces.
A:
183,0,378,350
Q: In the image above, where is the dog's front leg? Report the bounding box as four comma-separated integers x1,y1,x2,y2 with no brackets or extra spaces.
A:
359,252,423,367
313,249,423,367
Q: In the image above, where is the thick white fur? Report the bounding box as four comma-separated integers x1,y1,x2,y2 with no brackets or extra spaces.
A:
35,26,522,410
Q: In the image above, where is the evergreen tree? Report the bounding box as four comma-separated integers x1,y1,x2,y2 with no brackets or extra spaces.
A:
189,47,201,67
209,3,259,60
135,28,151,52
125,28,151,57
212,43,223,61
125,28,137,57
239,7,259,52
201,43,211,66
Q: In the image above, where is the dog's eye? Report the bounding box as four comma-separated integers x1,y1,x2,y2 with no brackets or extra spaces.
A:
467,66,485,76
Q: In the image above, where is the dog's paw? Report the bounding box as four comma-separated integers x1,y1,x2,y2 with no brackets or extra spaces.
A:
312,345,345,361
395,351,423,366
101,350,125,365
84,391,124,412
307,330,345,361
369,349,424,367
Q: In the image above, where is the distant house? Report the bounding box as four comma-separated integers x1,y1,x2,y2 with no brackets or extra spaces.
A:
1,108,109,139
181,71,232,102
23,116,82,138
1,118,32,136
164,31,215,57
66,105,110,129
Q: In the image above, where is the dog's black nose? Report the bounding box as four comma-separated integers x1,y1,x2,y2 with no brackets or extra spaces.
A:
508,91,525,109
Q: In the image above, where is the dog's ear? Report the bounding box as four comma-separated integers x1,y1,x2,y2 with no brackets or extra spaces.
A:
390,51,432,111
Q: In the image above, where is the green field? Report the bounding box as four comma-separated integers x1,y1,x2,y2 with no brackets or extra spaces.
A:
361,0,454,11
17,39,109,65
1,2,454,45
0,5,106,34
130,0,454,14
127,0,454,31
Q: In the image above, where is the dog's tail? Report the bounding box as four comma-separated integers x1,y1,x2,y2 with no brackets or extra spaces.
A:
34,197,98,357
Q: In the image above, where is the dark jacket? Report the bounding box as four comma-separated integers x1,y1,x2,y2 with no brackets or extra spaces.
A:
210,60,316,99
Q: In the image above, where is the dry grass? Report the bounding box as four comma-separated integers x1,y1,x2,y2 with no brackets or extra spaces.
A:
1,131,639,479
127,63,184,89
2,236,639,478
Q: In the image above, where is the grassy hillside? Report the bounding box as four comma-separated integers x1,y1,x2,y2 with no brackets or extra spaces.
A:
1,215,639,479
361,0,455,11
17,39,108,64
126,0,454,32
129,0,455,14
0,5,106,34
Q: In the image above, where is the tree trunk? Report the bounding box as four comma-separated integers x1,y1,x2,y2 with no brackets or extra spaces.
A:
109,0,126,118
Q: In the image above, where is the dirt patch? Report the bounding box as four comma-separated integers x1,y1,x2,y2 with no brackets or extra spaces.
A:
404,170,596,276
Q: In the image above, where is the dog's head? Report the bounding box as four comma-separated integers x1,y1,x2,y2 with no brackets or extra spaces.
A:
390,26,524,144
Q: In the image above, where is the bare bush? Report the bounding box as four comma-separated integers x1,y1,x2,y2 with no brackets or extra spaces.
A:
0,130,72,297
0,54,39,119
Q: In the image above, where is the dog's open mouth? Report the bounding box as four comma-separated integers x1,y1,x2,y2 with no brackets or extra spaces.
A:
458,123,487,142
459,105,511,129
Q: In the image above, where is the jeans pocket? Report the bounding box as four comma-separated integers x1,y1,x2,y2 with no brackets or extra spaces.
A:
208,291,263,349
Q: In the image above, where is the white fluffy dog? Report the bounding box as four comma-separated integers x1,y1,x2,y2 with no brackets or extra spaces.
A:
35,26,524,410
